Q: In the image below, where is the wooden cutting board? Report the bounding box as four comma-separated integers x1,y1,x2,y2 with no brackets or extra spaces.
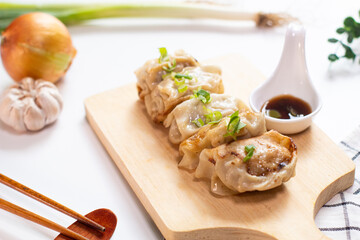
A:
84,54,355,240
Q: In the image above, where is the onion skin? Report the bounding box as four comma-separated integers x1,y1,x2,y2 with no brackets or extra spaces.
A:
1,12,76,83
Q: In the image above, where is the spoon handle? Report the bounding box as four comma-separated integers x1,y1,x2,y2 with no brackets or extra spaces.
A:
275,24,308,81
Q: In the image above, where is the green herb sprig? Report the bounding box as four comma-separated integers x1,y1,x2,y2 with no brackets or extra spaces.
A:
243,144,256,163
328,12,360,64
224,111,246,140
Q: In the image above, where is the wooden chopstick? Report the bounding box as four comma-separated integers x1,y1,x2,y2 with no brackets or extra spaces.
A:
0,173,105,232
0,198,89,240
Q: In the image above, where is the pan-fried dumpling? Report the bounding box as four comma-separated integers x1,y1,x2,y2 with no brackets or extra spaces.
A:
179,111,266,170
195,130,297,195
144,65,224,123
135,49,199,99
163,94,249,144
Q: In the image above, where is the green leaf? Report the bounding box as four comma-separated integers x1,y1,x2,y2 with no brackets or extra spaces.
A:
353,27,360,38
158,47,169,63
243,144,256,163
328,54,339,62
328,38,338,43
336,27,346,34
345,49,356,60
344,17,355,27
341,42,356,60
347,33,354,43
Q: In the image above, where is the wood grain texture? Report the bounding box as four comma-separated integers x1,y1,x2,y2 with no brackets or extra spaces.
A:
84,54,355,240
54,209,117,240
0,173,105,232
0,198,88,240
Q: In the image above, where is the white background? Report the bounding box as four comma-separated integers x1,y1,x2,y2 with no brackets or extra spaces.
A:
0,0,359,239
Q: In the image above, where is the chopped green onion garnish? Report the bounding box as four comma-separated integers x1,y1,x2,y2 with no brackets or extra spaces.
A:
203,106,222,124
193,89,212,104
174,73,193,80
178,84,188,93
162,73,171,79
224,111,247,140
159,47,169,63
174,77,186,86
266,109,281,118
207,111,222,124
243,144,256,162
192,118,204,128
162,59,176,72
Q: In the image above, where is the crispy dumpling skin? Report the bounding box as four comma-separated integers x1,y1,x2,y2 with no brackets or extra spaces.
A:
195,130,297,195
144,65,224,123
163,94,250,144
135,50,199,99
179,111,266,170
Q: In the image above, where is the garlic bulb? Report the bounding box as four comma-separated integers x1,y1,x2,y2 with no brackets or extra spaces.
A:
0,77,63,132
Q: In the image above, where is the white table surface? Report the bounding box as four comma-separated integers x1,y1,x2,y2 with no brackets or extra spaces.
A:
0,0,359,239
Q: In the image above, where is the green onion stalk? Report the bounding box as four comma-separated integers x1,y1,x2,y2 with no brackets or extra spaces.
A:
0,2,297,31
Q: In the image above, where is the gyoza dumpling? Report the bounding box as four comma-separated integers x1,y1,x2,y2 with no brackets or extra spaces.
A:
135,49,199,99
179,111,266,170
144,65,224,123
195,130,297,196
163,94,249,144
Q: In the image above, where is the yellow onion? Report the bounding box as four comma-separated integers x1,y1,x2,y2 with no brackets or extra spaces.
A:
1,12,76,83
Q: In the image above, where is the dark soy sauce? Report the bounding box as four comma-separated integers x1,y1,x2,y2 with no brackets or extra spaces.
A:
262,94,312,119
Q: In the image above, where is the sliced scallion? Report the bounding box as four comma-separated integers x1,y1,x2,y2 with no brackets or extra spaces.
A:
243,144,256,162
192,118,204,128
178,84,188,93
224,111,246,140
192,89,212,104
158,47,169,63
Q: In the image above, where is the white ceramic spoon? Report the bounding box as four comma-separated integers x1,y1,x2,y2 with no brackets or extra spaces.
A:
249,24,322,134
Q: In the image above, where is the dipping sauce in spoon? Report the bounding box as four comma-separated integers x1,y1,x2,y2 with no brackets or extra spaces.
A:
262,94,312,119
